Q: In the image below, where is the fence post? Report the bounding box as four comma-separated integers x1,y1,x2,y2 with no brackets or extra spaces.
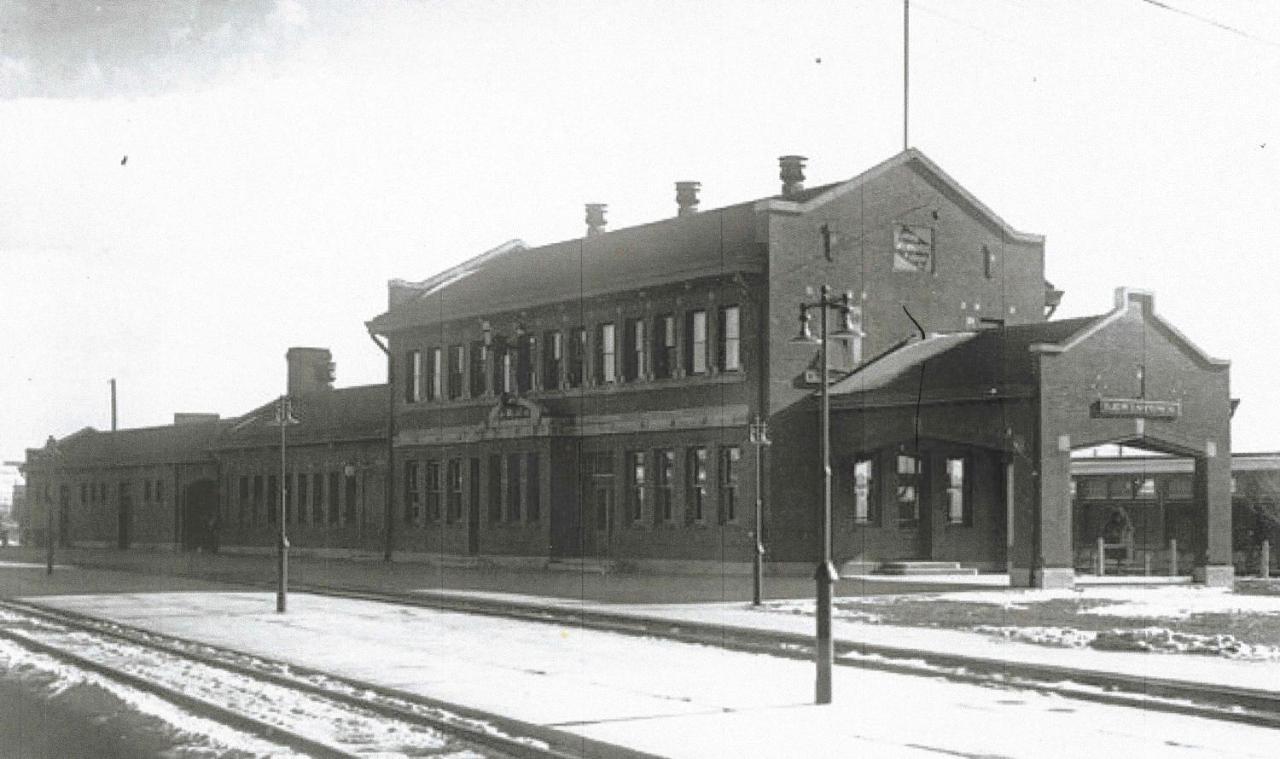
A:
1096,536,1105,576
1262,540,1271,580
1169,538,1178,577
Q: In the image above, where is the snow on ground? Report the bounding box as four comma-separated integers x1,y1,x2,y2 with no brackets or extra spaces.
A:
852,585,1280,618
974,625,1280,660
26,591,1280,759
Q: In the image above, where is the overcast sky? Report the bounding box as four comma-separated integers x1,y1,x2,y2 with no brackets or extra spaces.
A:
3,0,1279,494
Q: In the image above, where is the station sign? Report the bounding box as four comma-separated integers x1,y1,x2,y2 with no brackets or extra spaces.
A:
1092,398,1181,420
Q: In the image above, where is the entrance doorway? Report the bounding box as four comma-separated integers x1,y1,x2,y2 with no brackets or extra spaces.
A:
1071,443,1202,576
182,480,220,552
583,452,615,558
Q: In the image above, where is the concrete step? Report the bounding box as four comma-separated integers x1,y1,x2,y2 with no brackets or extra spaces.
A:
837,561,880,577
875,561,979,576
545,558,617,575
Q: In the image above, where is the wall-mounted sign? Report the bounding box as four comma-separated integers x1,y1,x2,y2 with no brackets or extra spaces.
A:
1092,398,1181,420
893,224,933,272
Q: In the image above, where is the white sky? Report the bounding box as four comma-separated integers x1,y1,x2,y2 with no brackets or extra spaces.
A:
2,0,1279,491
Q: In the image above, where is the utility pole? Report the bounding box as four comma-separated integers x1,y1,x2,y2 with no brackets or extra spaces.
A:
270,395,299,612
110,378,117,431
904,0,910,150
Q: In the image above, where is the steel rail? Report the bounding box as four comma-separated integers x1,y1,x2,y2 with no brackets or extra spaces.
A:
0,599,659,759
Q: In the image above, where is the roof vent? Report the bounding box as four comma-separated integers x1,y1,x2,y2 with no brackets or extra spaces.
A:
779,155,807,197
675,181,701,216
585,203,607,237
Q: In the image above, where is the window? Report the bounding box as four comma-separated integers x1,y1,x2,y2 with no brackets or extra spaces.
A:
945,457,970,526
655,449,675,523
446,459,463,522
312,472,324,524
654,314,677,379
144,480,153,503
80,483,87,505
1168,475,1193,500
344,470,357,524
596,323,616,384
543,331,563,390
1134,477,1157,500
623,319,646,382
1107,478,1132,499
405,350,423,403
328,471,340,524
155,480,164,502
426,347,442,401
297,474,309,525
526,453,541,522
896,455,921,529
719,446,740,523
983,245,996,279
853,457,874,524
568,327,586,388
469,459,481,525
491,337,509,395
507,453,522,522
267,475,278,525
424,461,441,522
488,455,502,522
469,341,486,397
516,333,534,394
1081,478,1107,500
626,451,646,522
403,462,420,525
718,306,740,372
448,345,465,400
688,447,708,522
252,475,264,526
686,310,707,374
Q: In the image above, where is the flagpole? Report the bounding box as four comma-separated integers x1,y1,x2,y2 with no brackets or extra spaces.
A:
904,0,910,151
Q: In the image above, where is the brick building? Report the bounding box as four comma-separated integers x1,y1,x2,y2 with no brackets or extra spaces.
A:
367,149,1236,586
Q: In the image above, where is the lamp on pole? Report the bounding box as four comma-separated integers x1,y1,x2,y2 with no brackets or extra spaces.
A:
270,395,300,613
791,284,860,705
748,416,771,606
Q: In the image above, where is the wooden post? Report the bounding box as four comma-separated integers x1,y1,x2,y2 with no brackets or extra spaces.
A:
1262,540,1271,579
1096,536,1105,576
1169,538,1178,577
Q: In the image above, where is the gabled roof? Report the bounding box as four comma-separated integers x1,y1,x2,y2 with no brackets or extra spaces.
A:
217,384,389,449
828,316,1103,404
755,149,1044,245
368,149,1044,335
52,419,227,468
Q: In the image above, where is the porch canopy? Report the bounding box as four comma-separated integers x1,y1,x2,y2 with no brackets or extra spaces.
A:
826,288,1232,588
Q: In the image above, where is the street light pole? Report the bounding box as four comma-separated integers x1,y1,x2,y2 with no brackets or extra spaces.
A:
272,395,299,613
749,416,771,606
792,284,859,705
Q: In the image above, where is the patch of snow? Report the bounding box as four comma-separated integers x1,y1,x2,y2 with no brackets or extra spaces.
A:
1091,627,1280,660
975,626,1096,649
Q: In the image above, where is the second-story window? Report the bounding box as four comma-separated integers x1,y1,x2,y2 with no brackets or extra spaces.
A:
543,331,563,390
654,314,676,379
405,350,423,403
568,327,586,388
468,341,486,397
448,345,464,400
624,318,646,382
596,323,616,384
427,347,442,401
718,305,740,372
516,333,534,394
686,310,707,375
492,336,509,395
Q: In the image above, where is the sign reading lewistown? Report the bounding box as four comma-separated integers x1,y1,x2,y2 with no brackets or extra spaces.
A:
1092,398,1181,420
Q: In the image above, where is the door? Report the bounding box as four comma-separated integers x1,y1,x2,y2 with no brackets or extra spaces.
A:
467,458,481,555
583,452,615,558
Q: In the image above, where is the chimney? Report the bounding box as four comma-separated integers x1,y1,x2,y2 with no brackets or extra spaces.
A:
286,347,335,396
779,154,807,197
585,203,608,237
675,181,701,216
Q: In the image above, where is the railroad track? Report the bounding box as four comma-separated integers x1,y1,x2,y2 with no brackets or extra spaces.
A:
0,598,660,759
289,582,1280,731
23,556,1280,733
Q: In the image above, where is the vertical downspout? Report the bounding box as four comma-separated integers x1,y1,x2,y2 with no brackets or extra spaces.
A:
368,330,396,562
